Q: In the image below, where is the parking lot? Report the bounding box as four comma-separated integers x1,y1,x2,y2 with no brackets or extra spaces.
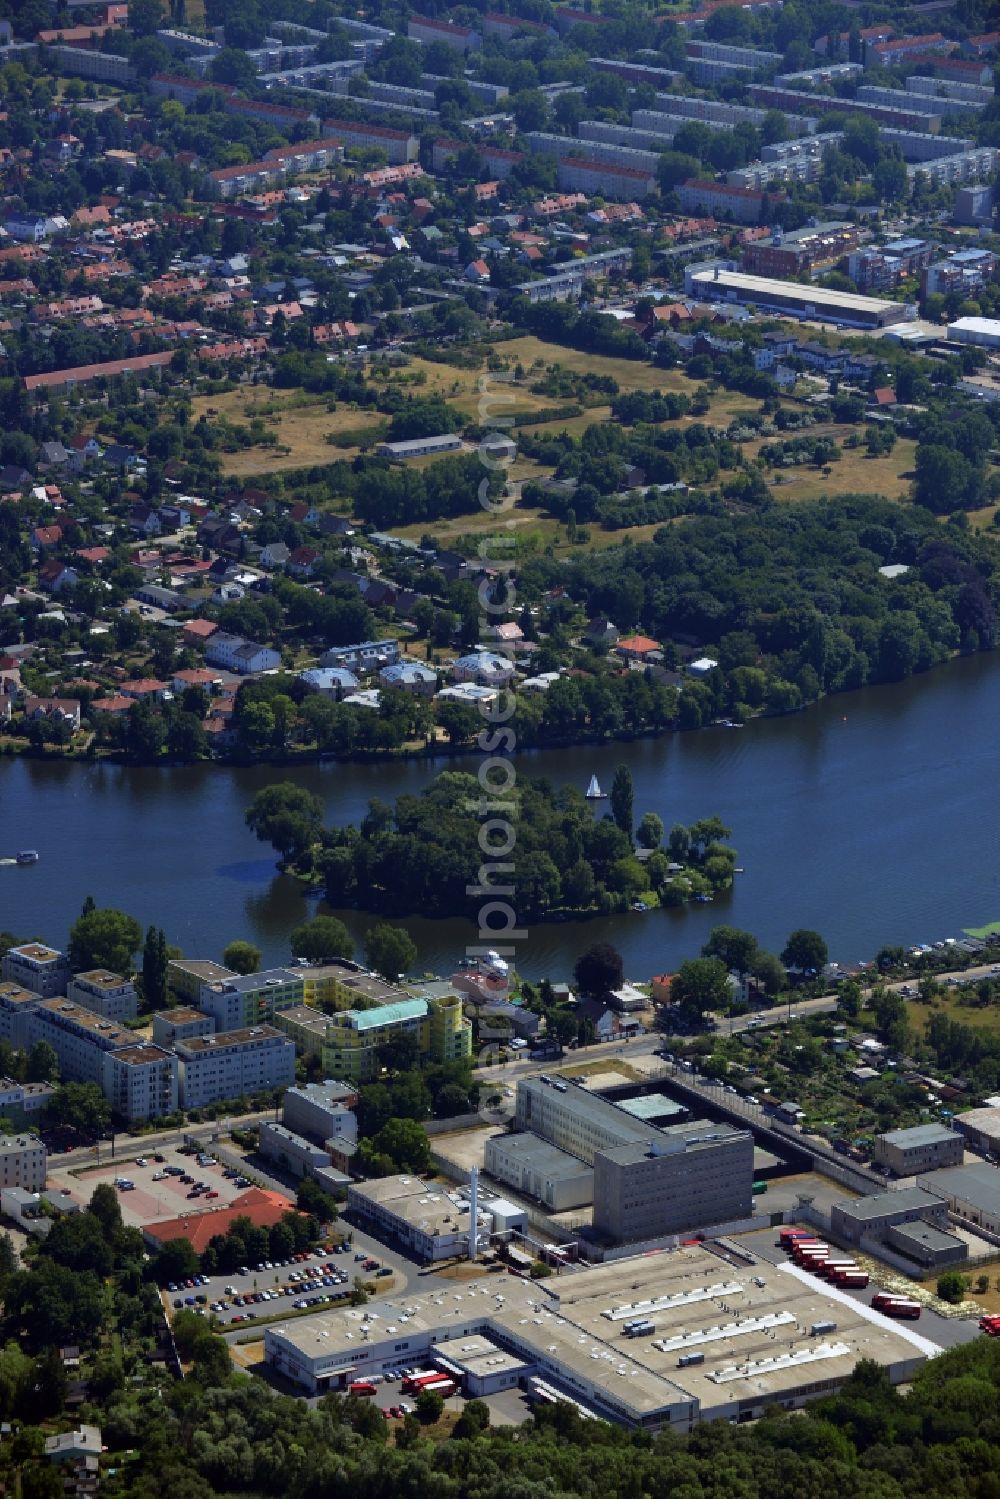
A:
166,1240,392,1326
52,1143,266,1229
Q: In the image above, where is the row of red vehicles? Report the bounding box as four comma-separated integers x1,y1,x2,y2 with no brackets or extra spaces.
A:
778,1227,921,1318
348,1370,458,1400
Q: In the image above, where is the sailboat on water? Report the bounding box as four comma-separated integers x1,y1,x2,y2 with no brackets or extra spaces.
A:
586,775,608,800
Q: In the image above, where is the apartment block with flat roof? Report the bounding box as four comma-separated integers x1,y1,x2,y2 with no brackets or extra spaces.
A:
67,970,138,1023
102,1045,178,1123
174,1025,296,1108
0,1133,46,1192
319,991,471,1081
199,968,305,1031
167,958,236,1003
2,943,71,998
0,983,40,1047
24,999,133,1088
151,1006,216,1048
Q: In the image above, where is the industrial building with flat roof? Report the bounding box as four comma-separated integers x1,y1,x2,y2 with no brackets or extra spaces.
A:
918,1161,1000,1235
486,1077,752,1241
685,267,911,328
954,1106,1000,1155
264,1245,933,1422
346,1173,525,1261
831,1185,952,1246
873,1123,964,1177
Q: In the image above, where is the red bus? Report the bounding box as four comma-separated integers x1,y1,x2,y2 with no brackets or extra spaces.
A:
778,1227,814,1248
401,1370,439,1392
794,1245,830,1265
832,1269,869,1288
819,1260,858,1278
872,1293,921,1319
979,1315,1000,1336
349,1381,378,1396
417,1377,457,1398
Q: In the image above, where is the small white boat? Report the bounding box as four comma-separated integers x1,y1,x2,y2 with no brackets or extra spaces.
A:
16,850,39,865
586,775,607,800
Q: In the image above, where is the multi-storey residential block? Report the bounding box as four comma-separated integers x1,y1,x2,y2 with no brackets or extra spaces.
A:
151,1006,216,1048
2,943,71,998
198,968,305,1031
525,132,661,175
909,148,999,188
0,1133,46,1192
0,983,41,1047
174,1026,296,1108
67,970,138,1023
102,1045,178,1123
0,1078,56,1123
857,83,980,117
749,86,941,134
922,246,997,298
407,13,481,50
320,118,418,163
677,179,780,224
167,958,235,1004
320,990,471,1081
23,998,133,1087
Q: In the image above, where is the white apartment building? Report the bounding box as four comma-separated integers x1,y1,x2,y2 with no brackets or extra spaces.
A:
2,943,71,998
0,983,41,1047
102,1045,179,1124
67,970,138,1023
0,1133,46,1192
151,1007,216,1048
24,998,133,1088
174,1026,296,1108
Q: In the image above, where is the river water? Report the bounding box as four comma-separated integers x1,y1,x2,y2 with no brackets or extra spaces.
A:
2,652,998,980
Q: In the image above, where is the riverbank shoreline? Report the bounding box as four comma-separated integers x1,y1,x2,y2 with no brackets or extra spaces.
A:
6,645,990,770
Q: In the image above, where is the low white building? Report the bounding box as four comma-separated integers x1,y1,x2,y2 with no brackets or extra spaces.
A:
204,632,281,674
948,316,1000,349
376,434,463,460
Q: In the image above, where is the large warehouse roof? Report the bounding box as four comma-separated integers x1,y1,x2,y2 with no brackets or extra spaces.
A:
688,268,907,318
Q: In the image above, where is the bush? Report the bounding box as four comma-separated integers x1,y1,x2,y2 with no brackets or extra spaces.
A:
937,1271,968,1304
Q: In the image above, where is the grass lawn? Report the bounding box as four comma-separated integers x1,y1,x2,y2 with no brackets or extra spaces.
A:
745,433,918,505
902,987,1000,1040
190,388,387,475
967,503,1000,531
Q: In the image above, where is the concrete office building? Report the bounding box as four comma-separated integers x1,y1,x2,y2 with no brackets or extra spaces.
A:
873,1124,964,1176
282,1080,358,1143
685,267,910,328
485,1132,595,1210
919,1161,1000,1235
2,943,71,998
830,1185,951,1246
955,184,995,226
102,1045,178,1124
265,1245,931,1421
593,1124,753,1241
198,968,305,1032
151,1006,215,1049
174,1025,296,1108
496,1077,753,1240
258,1121,330,1178
67,970,138,1023
953,1106,1000,1155
0,1133,46,1192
